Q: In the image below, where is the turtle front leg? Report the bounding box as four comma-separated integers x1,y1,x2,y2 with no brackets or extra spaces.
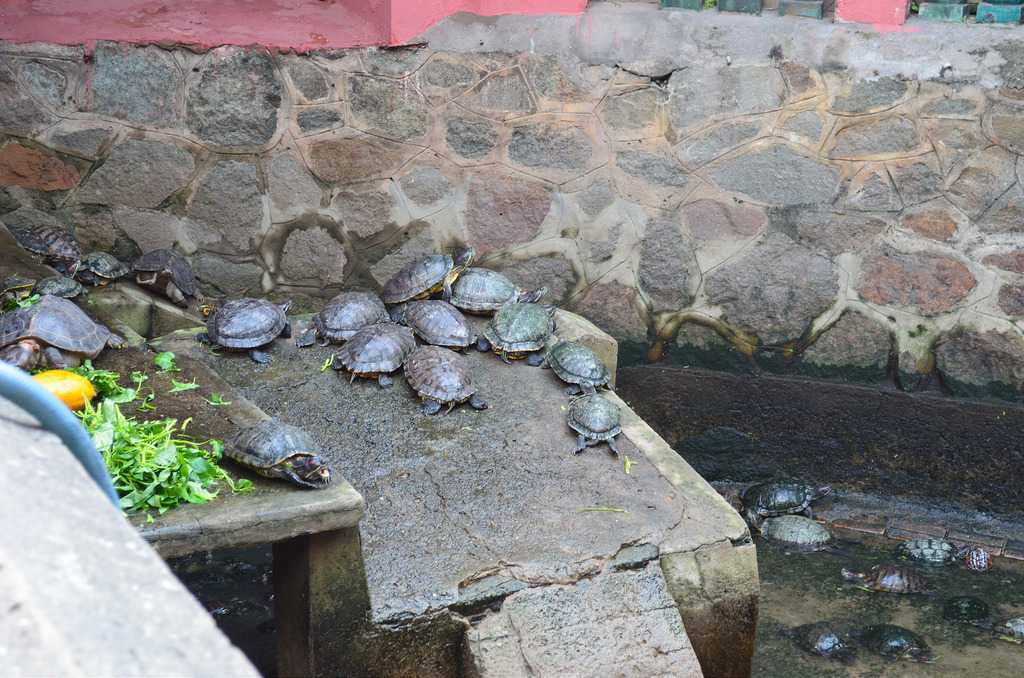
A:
526,352,545,367
104,329,125,349
249,348,272,364
0,340,41,370
469,394,489,410
564,384,583,396
196,332,211,344
442,279,453,302
378,373,394,388
572,434,588,455
295,329,317,348
420,398,442,415
499,350,512,365
280,321,292,339
475,336,491,353
166,282,188,308
581,383,597,395
606,436,620,457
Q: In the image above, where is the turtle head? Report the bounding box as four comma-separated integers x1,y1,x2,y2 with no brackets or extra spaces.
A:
453,247,475,272
277,299,294,315
840,568,864,583
906,646,935,664
281,453,332,489
518,287,547,304
812,484,833,500
0,339,41,371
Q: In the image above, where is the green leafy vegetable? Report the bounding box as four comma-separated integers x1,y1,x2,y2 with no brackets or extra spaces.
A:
577,506,628,514
153,351,179,372
320,355,334,372
623,454,634,475
169,378,200,393
205,393,231,406
2,292,41,312
71,360,136,403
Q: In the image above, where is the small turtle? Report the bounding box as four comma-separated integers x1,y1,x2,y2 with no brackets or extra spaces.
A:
895,538,957,567
853,624,933,663
381,248,475,304
761,515,834,552
9,224,81,275
995,617,1024,644
942,596,993,629
76,251,129,286
333,322,416,387
959,546,993,572
567,393,621,456
740,481,832,527
449,267,544,314
198,298,292,364
33,275,83,299
782,622,855,663
841,564,930,594
0,295,123,369
404,345,488,415
403,300,475,349
478,302,556,366
134,249,200,307
542,340,612,395
229,421,331,489
296,291,388,347
1,275,35,307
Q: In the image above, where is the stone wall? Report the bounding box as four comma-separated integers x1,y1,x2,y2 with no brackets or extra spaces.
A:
3,16,1024,402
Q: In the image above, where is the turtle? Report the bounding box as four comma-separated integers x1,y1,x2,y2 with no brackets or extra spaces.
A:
228,420,331,489
1,275,35,307
541,340,612,395
198,298,292,364
852,624,933,663
403,300,475,350
332,322,416,387
133,248,200,307
567,392,621,456
76,251,129,286
995,617,1024,644
0,295,124,370
895,538,957,567
942,596,993,629
449,267,545,314
296,291,388,347
782,622,855,664
9,223,81,275
478,302,556,366
760,515,834,552
381,247,475,304
959,546,993,572
33,275,83,299
841,564,930,594
404,345,488,415
740,481,832,528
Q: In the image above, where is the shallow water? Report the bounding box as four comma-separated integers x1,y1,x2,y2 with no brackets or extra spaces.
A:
753,537,1024,677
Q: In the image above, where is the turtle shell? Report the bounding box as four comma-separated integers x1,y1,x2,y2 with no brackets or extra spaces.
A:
314,292,388,343
207,298,289,349
483,302,555,354
545,341,610,390
405,300,474,348
786,622,853,662
961,546,993,572
77,251,129,285
0,295,109,355
2,275,35,296
33,276,83,298
10,224,81,274
568,393,621,441
842,564,929,593
996,617,1024,641
404,345,477,404
761,515,833,551
895,538,956,566
229,421,317,469
134,249,199,297
741,481,830,518
336,322,416,375
856,624,932,662
382,254,455,304
942,596,992,627
450,268,519,313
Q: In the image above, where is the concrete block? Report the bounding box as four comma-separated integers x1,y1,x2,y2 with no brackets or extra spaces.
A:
977,2,1023,22
917,2,968,20
779,0,824,17
662,0,706,9
718,0,763,12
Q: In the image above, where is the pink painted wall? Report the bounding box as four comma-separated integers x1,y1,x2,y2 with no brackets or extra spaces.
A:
835,0,910,26
0,0,587,51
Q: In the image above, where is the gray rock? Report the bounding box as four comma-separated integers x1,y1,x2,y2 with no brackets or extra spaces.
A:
708,144,840,206
90,42,180,125
77,139,195,208
570,282,647,342
611,543,660,571
0,186,21,214
191,252,265,296
780,110,823,142
0,61,56,135
888,157,943,207
666,65,784,135
397,167,451,209
677,120,761,168
598,87,663,136
522,54,590,103
580,218,622,263
976,184,1024,236
998,284,1024,318
296,107,343,133
187,47,281,148
114,207,209,254
925,119,986,175
986,103,1024,155
936,327,1024,402
464,171,552,254
2,206,68,233
347,75,430,142
20,60,67,109
802,312,891,377
831,77,908,114
500,255,576,304
682,199,766,243
284,59,329,102
638,213,697,312
508,122,592,171
829,117,919,159
50,126,114,159
673,322,749,372
945,147,1016,218
304,135,418,184
332,184,402,238
843,166,902,212
361,46,431,78
445,116,498,159
575,179,617,218
705,232,838,345
458,68,535,120
66,205,115,251
921,98,976,118
776,208,888,257
420,58,478,91
268,152,322,223
616,150,689,187
367,225,436,287
187,160,264,253
279,226,347,285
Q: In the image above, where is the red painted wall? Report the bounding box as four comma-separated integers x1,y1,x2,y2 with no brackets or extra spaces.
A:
389,0,588,45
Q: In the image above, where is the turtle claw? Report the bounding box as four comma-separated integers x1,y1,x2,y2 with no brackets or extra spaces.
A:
606,436,620,457
249,349,272,364
475,337,491,353
499,351,512,365
280,321,292,339
469,394,489,410
196,332,211,344
378,374,394,388
564,384,583,396
526,352,544,367
420,399,442,415
572,434,588,455
295,329,317,348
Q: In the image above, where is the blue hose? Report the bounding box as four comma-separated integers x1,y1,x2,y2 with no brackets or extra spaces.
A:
0,362,120,508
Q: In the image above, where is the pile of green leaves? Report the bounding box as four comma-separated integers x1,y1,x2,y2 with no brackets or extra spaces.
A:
1,293,41,313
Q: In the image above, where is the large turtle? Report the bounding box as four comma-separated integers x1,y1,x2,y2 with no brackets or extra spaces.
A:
296,291,388,347
782,622,855,664
942,596,993,629
567,393,621,456
198,298,292,364
995,617,1024,643
133,249,200,307
76,251,129,286
1,275,35,307
403,300,475,350
895,538,957,567
9,224,81,275
761,515,834,552
381,248,475,304
841,564,930,594
853,624,933,663
478,302,556,365
449,267,544,314
0,295,123,369
333,322,416,387
229,421,331,489
33,275,83,299
542,340,612,395
740,481,832,528
404,345,488,415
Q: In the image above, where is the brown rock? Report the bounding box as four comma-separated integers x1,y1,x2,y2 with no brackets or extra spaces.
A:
998,284,1024,317
900,209,957,241
984,250,1024,275
0,142,80,191
279,226,347,285
682,199,766,243
858,251,976,316
936,327,1024,401
464,171,552,254
500,255,577,305
305,135,416,183
570,282,647,342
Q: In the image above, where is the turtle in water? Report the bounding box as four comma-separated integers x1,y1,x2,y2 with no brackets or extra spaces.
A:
841,564,930,594
760,515,834,552
853,624,934,663
995,617,1024,644
1,275,35,307
403,300,475,350
478,302,556,365
76,251,129,286
567,392,621,456
782,622,855,664
0,295,124,369
332,322,416,387
404,345,488,415
895,538,957,567
740,480,832,528
198,298,292,364
449,267,544,314
9,223,81,275
959,546,993,572
229,421,331,489
942,596,993,629
541,340,612,395
133,248,200,307
33,275,83,299
381,248,475,304
296,291,388,347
